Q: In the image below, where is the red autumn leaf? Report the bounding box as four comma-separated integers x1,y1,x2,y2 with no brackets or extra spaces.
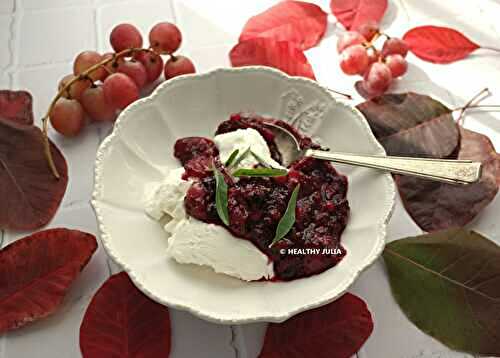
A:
0,228,97,333
80,272,171,358
0,118,68,230
259,293,373,358
330,0,388,31
403,26,480,64
397,127,499,232
230,38,316,80
239,1,327,51
0,90,33,125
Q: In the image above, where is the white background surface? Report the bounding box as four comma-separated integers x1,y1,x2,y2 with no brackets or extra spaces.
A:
1,0,499,357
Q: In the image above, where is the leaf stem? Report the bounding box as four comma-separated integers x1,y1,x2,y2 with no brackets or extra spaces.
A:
481,46,500,53
454,105,500,112
455,88,491,125
42,47,156,179
325,87,352,99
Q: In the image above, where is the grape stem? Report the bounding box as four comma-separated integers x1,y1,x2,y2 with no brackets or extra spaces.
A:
100,64,113,75
364,32,389,49
42,47,156,179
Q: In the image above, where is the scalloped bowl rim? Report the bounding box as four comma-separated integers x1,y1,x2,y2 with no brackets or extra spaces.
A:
92,66,396,324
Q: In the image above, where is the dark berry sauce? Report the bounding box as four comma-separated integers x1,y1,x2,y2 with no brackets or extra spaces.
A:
173,113,349,281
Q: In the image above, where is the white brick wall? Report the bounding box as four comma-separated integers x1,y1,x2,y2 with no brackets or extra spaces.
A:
1,1,499,357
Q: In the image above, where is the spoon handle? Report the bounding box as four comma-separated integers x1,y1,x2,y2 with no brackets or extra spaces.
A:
305,149,482,184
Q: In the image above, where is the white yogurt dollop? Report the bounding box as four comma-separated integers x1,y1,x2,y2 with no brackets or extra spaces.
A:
214,128,284,169
145,128,276,281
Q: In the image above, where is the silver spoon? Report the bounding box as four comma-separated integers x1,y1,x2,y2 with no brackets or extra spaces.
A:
263,122,482,185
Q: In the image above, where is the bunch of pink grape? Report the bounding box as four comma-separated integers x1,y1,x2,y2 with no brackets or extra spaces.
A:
50,22,196,137
337,22,409,97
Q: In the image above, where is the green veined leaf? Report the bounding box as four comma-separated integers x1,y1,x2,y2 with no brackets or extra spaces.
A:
233,168,288,177
214,166,229,226
250,150,271,168
383,228,500,355
231,147,252,168
270,184,300,247
224,149,239,167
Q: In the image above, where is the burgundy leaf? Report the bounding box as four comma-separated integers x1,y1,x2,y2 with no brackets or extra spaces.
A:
80,272,171,358
240,1,327,50
330,0,388,30
356,92,459,158
0,118,68,230
403,26,480,63
354,80,374,100
259,293,373,358
0,90,33,125
230,38,316,80
397,128,499,232
0,228,97,333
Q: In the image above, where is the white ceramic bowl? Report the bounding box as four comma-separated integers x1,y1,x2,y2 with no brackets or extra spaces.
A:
92,67,395,324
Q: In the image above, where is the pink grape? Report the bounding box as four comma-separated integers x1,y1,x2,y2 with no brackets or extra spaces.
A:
50,98,85,137
117,60,148,88
58,74,90,101
110,23,143,52
134,51,164,83
339,44,369,75
73,51,105,81
363,62,393,94
81,85,116,122
149,22,182,54
385,54,408,78
357,21,379,41
103,73,139,110
337,31,366,53
164,55,195,79
381,37,409,58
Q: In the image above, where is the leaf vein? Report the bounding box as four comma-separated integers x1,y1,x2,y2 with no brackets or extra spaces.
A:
438,251,475,274
385,247,500,303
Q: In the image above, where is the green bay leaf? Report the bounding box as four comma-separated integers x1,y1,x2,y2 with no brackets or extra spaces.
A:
214,166,229,226
383,228,500,356
250,150,271,168
233,168,288,177
231,146,251,168
224,149,239,167
270,184,300,247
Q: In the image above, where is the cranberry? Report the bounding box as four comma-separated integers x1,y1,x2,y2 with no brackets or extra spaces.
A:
177,114,350,281
182,157,213,179
174,137,218,165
